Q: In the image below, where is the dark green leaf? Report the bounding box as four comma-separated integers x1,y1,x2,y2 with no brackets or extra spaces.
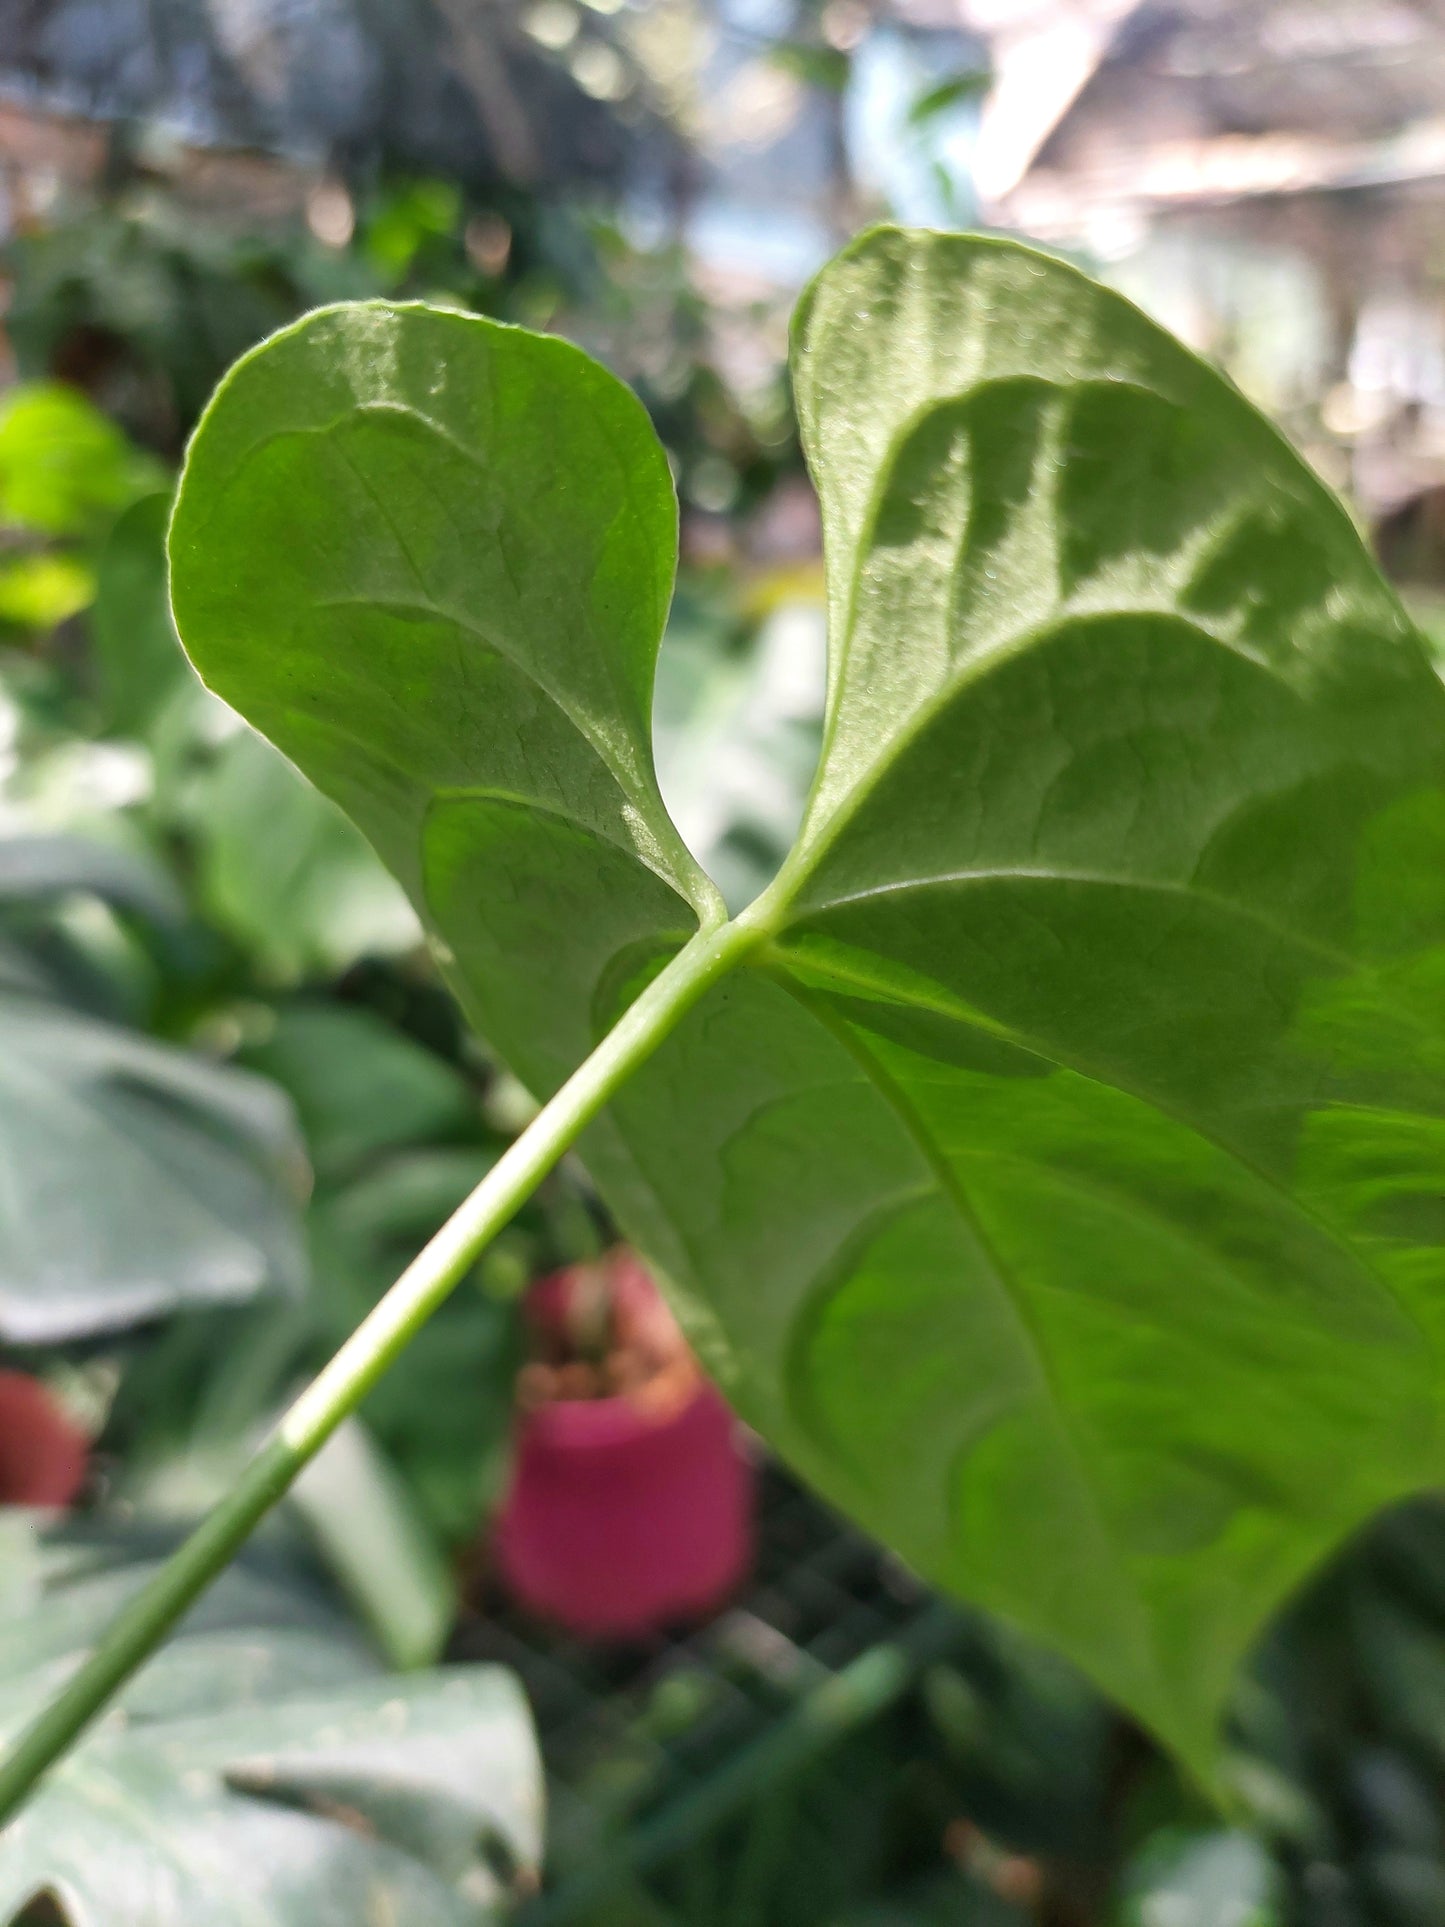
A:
240,1003,473,1183
169,230,1445,1777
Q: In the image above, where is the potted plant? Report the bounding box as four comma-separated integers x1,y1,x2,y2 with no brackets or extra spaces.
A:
495,1249,754,1638
0,1371,87,1509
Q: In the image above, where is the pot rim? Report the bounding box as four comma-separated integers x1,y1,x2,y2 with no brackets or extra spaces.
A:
516,1375,722,1450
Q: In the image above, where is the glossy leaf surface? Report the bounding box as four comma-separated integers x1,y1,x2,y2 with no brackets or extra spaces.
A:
169,231,1445,1773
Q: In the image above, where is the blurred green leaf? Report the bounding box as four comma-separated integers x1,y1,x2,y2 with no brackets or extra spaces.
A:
838,1876,1028,1925
0,830,185,1019
313,1152,520,1545
317,1148,502,1275
0,384,161,538
920,1617,1110,1860
769,43,852,92
0,833,183,929
186,727,420,980
0,996,306,1341
91,493,195,738
1364,1849,1445,1925
241,1004,473,1183
364,179,464,285
907,70,990,126
1118,1832,1281,1927
290,1417,455,1669
0,552,94,631
0,1517,542,1926
1350,1588,1445,1770
2,211,373,439
1117,1826,1279,1927
0,831,301,1340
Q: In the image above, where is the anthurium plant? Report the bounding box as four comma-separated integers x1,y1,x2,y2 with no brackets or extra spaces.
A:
4,223,1444,1813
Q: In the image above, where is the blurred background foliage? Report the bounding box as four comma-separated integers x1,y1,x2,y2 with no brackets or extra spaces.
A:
4,1,1445,1922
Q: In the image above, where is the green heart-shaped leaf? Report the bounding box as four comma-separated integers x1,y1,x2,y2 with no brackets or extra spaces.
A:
169,229,1445,1778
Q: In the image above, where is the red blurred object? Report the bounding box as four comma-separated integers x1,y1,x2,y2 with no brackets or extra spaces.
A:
495,1253,754,1638
0,1371,87,1507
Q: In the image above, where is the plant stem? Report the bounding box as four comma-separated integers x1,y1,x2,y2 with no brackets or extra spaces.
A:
0,914,757,1826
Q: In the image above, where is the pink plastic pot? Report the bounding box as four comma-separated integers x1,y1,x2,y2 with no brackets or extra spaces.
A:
496,1376,753,1638
0,1371,87,1508
494,1256,754,1638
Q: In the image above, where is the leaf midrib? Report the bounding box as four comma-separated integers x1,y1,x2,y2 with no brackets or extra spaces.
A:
784,976,1169,1695
767,607,1301,918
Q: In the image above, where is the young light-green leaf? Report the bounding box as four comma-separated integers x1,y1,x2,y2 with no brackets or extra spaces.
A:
168,229,1445,1779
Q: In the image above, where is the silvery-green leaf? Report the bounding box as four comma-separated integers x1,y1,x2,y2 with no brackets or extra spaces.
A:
0,1520,541,1926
